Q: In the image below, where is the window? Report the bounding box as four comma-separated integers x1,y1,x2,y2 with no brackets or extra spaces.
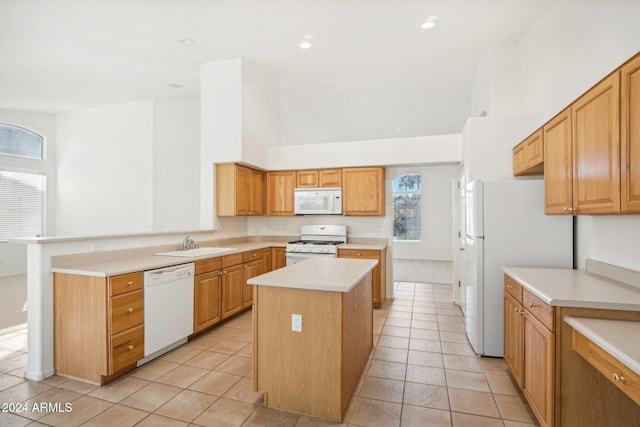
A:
0,170,45,241
0,123,44,159
393,173,422,242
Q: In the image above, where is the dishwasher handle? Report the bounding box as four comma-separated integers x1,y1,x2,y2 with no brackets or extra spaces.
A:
145,264,194,286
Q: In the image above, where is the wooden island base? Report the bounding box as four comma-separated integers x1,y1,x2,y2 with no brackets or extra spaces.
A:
252,263,373,422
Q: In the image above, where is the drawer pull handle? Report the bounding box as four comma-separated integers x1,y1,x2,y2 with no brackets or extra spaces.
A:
357,253,361,256
128,344,135,351
613,373,625,383
514,307,519,313
529,302,537,308
253,253,256,257
128,307,134,313
127,281,134,286
507,284,513,289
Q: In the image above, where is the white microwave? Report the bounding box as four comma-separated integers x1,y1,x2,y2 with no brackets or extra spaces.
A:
294,188,342,215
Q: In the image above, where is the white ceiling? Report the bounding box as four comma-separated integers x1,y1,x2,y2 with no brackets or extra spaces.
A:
0,0,554,114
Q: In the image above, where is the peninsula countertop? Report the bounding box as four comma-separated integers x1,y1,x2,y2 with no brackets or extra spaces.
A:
502,266,640,311
248,257,378,293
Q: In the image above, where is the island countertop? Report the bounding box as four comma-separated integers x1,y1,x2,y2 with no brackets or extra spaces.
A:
248,257,378,293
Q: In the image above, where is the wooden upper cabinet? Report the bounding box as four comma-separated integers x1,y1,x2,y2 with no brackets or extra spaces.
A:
513,129,544,176
296,169,342,188
544,108,574,214
342,167,385,216
216,163,265,216
621,54,640,213
267,171,296,215
572,71,621,214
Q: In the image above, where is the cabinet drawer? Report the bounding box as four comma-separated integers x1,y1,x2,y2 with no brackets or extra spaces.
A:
221,253,243,268
111,324,144,373
523,289,554,331
338,249,380,259
573,328,640,406
111,290,144,335
110,272,143,296
504,275,523,303
243,250,263,263
195,257,222,275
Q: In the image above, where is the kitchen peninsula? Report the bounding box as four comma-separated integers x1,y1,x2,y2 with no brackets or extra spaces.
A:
248,257,378,422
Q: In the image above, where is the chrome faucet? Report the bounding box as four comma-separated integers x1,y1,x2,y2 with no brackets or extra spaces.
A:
182,235,197,250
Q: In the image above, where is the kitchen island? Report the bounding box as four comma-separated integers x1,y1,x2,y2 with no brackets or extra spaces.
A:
248,257,378,422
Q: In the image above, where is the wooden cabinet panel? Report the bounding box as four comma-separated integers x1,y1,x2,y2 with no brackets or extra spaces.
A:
523,311,555,427
193,271,222,333
504,292,524,388
523,289,553,331
504,274,523,302
110,324,144,374
110,272,143,296
572,72,621,214
544,108,574,215
267,171,296,216
338,248,386,307
263,248,273,273
342,167,385,216
242,250,263,263
110,290,144,335
242,259,262,309
216,163,264,216
296,170,319,188
195,257,222,275
319,169,342,187
513,129,544,176
221,264,243,319
621,54,640,213
273,247,286,270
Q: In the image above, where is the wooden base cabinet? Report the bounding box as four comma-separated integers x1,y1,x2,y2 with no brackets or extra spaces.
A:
272,247,286,270
221,254,244,320
242,250,263,309
338,248,386,308
54,271,144,385
503,275,555,427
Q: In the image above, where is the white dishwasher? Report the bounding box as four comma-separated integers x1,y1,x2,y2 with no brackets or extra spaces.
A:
138,263,194,366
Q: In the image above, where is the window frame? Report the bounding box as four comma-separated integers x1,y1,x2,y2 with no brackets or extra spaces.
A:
0,122,46,160
392,173,422,243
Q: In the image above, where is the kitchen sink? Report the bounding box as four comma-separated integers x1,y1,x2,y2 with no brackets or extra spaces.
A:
154,247,238,257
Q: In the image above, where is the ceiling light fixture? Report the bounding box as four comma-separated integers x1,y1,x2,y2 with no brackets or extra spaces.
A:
421,15,438,29
178,38,194,45
300,35,313,49
167,83,184,89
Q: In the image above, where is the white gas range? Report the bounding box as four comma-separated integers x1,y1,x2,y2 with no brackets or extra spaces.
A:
285,225,347,266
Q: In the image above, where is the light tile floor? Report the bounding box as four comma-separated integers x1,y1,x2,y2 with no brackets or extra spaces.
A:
0,282,539,426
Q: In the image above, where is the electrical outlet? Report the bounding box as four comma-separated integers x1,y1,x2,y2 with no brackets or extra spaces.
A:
91,241,106,251
291,314,302,332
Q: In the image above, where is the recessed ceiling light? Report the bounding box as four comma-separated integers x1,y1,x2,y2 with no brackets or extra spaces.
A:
178,38,194,45
167,83,184,89
421,15,438,29
300,35,313,49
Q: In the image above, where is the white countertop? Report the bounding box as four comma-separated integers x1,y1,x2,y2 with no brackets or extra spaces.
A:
564,316,640,376
247,257,378,293
502,267,640,311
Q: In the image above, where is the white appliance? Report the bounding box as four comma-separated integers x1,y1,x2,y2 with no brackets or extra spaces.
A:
285,224,347,265
294,188,342,215
139,263,195,366
463,180,572,357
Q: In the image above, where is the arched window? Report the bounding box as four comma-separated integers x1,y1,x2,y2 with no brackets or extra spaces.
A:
393,173,422,242
0,123,44,159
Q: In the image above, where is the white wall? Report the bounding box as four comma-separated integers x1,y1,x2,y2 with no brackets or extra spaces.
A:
56,101,154,235
152,100,200,231
470,44,521,118
514,0,640,271
0,109,57,276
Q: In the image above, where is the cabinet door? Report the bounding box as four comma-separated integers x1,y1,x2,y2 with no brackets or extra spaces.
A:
544,108,574,214
221,264,243,319
263,248,273,273
296,170,319,188
342,167,385,216
513,142,526,176
524,130,544,172
504,293,524,388
242,259,262,309
621,55,640,213
250,168,265,215
272,247,286,270
572,72,621,214
523,311,555,427
319,169,342,187
234,165,252,216
194,271,222,333
267,171,296,216
338,249,382,306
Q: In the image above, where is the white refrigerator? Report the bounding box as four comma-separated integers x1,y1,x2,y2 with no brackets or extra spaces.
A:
463,180,572,357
